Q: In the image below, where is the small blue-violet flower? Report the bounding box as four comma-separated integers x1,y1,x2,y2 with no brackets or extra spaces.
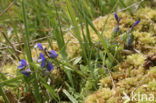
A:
34,43,44,50
47,62,54,72
18,59,27,69
134,20,140,26
48,50,58,59
21,68,31,76
132,20,140,28
112,13,120,37
38,53,54,72
114,13,120,23
38,53,46,68
17,59,31,76
113,25,120,33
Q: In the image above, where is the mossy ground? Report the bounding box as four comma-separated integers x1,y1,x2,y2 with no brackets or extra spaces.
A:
1,7,156,103
84,7,156,103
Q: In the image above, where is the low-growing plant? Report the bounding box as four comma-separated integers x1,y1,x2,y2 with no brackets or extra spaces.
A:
0,0,148,103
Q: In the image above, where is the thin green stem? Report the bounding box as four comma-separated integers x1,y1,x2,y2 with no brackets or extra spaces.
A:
22,0,32,63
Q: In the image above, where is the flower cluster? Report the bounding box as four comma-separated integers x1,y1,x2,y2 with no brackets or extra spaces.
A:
125,19,140,48
112,13,120,37
35,43,58,72
113,13,140,48
17,59,31,76
17,43,58,76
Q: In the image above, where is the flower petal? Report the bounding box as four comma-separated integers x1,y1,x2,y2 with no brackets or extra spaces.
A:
113,25,120,33
17,59,27,69
41,60,46,68
133,20,140,27
35,43,43,50
21,59,27,66
48,50,58,59
47,62,54,72
34,44,38,48
114,13,119,23
17,65,25,69
25,68,31,72
38,59,42,63
21,69,31,76
39,53,45,60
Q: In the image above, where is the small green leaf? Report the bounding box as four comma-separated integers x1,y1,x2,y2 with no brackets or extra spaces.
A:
73,57,82,65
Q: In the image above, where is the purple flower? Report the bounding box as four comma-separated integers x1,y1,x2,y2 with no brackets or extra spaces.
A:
132,20,140,28
18,59,27,69
48,50,58,59
126,34,134,48
38,53,46,68
17,59,31,76
34,43,43,50
133,20,140,26
113,25,120,33
47,62,54,72
114,13,119,23
21,68,31,76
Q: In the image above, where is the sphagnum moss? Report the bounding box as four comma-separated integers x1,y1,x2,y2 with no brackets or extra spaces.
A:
84,7,156,103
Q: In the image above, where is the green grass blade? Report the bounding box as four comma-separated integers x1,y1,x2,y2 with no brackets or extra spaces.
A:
30,63,42,103
40,77,59,101
0,75,23,87
64,0,88,62
53,0,67,59
0,85,10,103
63,89,78,103
22,1,41,102
22,0,32,63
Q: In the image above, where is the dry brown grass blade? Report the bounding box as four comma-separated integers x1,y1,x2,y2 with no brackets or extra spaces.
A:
0,0,17,17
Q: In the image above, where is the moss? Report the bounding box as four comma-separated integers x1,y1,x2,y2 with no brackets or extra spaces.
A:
99,77,112,88
106,97,118,103
133,31,155,44
1,5,156,103
96,88,112,100
2,63,17,77
136,7,156,20
85,7,156,101
84,94,99,103
125,77,137,86
84,88,112,103
149,66,156,78
148,80,156,90
139,33,155,44
130,69,142,77
126,54,145,66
